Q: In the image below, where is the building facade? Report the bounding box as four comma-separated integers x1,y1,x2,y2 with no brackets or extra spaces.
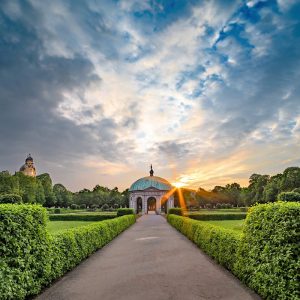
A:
129,165,174,214
19,154,36,177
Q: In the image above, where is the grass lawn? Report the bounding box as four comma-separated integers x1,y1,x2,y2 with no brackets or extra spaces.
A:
47,221,97,234
204,219,244,231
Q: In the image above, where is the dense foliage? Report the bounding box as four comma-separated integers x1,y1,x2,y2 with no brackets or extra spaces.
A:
0,171,129,208
0,193,22,204
0,204,135,299
116,208,135,216
0,204,51,299
277,191,300,202
168,202,300,300
177,166,300,208
235,202,300,300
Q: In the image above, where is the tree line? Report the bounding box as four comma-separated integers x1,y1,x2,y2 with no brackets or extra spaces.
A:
0,171,129,209
178,167,300,208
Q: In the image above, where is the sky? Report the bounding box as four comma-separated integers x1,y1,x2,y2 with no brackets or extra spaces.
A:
0,0,299,192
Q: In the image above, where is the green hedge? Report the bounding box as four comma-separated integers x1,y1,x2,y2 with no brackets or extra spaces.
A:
168,207,184,216
117,208,135,216
49,213,116,221
0,204,51,300
0,204,135,299
188,213,246,220
277,191,300,202
49,215,136,280
235,202,300,300
168,202,300,300
167,214,241,271
0,194,22,204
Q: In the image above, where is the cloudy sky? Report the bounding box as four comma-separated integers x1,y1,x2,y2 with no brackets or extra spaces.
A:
0,0,299,191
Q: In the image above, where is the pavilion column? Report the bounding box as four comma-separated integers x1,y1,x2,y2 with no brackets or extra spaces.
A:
157,196,161,213
143,195,147,214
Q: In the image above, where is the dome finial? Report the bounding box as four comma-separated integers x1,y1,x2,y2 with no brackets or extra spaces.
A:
150,164,154,176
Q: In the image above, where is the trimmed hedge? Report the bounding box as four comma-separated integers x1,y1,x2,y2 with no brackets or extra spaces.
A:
117,208,135,216
0,204,135,299
168,208,184,216
49,215,136,280
277,191,300,202
167,214,241,271
0,194,22,204
235,202,300,300
188,213,246,221
49,213,116,221
168,202,300,300
0,204,51,299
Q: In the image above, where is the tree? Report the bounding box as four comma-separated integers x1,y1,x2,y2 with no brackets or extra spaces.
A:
36,173,56,207
280,167,300,191
53,183,72,207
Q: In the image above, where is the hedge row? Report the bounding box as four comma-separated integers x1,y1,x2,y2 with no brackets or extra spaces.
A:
168,202,300,300
49,213,117,221
0,204,135,300
188,213,246,221
167,214,241,271
117,208,135,216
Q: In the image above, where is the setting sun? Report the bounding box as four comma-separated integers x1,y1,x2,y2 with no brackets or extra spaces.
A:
172,181,185,188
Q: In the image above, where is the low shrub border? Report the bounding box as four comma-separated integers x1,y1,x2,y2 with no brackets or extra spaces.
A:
0,204,135,300
49,213,117,221
117,208,135,216
167,214,241,271
168,202,300,300
188,213,246,221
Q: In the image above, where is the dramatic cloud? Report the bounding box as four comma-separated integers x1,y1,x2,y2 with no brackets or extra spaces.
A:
0,0,299,190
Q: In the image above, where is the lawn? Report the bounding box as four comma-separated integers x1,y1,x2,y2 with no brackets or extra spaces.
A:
47,221,97,234
204,219,244,231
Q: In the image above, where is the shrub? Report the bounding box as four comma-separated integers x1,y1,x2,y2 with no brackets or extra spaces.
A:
54,208,61,214
0,193,22,204
167,214,241,271
117,208,135,216
188,213,246,221
49,215,136,280
168,208,184,216
49,213,116,221
70,204,79,209
235,202,300,300
0,204,51,299
239,207,248,212
277,191,300,202
101,204,109,211
79,204,86,209
0,204,135,299
292,187,300,193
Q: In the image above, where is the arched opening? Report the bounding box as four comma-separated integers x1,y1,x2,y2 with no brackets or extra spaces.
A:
136,197,143,213
147,197,156,213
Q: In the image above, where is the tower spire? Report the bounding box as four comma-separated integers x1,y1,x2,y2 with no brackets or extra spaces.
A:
150,164,154,176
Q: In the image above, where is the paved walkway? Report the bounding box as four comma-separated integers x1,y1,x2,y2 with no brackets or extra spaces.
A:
37,214,260,300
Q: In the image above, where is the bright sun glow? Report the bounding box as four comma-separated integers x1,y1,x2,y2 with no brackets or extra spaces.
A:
172,181,185,188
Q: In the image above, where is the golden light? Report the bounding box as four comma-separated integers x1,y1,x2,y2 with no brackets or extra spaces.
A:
172,181,185,188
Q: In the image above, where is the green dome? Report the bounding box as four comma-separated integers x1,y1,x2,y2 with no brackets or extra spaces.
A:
129,176,172,191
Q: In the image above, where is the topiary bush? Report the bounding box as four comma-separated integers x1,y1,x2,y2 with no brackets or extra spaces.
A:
277,191,300,202
54,208,61,214
117,208,135,216
0,204,51,299
235,201,300,300
0,193,22,204
70,203,79,209
168,207,184,216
